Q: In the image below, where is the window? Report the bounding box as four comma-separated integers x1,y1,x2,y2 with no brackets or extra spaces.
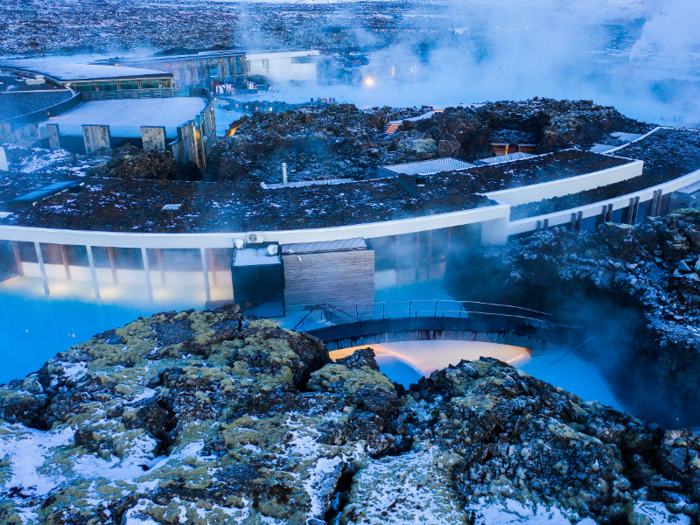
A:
262,59,269,69
118,81,139,90
96,82,118,92
73,82,96,92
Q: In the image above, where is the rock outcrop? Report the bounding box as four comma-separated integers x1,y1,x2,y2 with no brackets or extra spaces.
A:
1,306,699,524
446,209,700,428
204,99,651,183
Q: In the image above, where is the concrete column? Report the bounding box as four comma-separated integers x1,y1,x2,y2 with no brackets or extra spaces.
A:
47,124,61,151
34,242,49,295
141,248,153,301
0,147,8,172
651,190,662,217
157,249,166,286
631,197,640,225
107,247,118,283
481,217,507,245
12,242,23,277
654,190,664,217
141,126,166,152
60,244,71,280
82,125,111,154
208,249,217,286
201,248,211,303
86,245,100,299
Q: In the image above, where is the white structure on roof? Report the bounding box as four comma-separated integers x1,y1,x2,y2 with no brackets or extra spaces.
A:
478,152,535,165
246,50,321,83
590,144,618,154
380,158,476,177
261,178,354,190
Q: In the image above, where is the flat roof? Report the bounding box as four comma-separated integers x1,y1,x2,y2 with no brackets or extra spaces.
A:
0,60,172,83
233,247,282,267
383,158,477,176
117,50,246,64
479,152,535,165
45,97,207,139
281,238,368,255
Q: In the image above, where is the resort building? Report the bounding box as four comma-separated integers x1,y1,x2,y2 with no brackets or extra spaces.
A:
245,50,322,83
0,60,175,99
105,50,247,90
40,97,216,167
0,60,215,168
0,127,698,316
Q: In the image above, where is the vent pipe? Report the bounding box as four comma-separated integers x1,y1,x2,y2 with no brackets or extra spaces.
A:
282,162,288,185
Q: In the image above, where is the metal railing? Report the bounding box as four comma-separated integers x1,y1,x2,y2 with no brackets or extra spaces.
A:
277,300,585,335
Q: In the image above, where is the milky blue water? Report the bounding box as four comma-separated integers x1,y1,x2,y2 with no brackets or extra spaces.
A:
0,280,199,385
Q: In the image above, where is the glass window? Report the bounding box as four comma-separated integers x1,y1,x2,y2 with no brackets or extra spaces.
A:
140,80,159,89
118,81,139,90
73,82,96,92
96,82,118,92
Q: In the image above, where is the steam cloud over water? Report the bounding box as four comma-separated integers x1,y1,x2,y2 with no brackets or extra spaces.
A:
249,0,700,126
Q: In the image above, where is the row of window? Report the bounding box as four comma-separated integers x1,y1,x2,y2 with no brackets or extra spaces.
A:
71,79,172,92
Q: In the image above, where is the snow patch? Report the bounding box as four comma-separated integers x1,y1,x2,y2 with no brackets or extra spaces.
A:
130,388,157,404
73,433,157,481
0,424,75,496
469,498,595,524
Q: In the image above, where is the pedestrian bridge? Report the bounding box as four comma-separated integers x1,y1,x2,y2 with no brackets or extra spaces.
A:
278,300,589,355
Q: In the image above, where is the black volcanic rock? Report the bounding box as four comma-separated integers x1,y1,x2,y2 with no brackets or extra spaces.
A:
0,305,699,524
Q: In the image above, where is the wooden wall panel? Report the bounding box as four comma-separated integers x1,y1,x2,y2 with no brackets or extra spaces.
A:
282,250,375,314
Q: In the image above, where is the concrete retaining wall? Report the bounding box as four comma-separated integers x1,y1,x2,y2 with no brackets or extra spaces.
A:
173,121,199,167
484,160,644,206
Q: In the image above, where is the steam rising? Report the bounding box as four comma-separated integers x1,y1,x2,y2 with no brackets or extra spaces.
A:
257,0,700,126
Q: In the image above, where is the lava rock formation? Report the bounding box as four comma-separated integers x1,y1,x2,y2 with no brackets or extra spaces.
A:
0,306,698,524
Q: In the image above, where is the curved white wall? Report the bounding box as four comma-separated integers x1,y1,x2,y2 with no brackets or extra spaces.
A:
508,168,700,236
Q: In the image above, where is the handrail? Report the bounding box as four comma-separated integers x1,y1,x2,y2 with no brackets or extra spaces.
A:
372,299,552,317
279,300,589,334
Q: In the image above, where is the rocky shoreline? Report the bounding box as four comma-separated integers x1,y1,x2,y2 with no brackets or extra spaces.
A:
1,306,698,524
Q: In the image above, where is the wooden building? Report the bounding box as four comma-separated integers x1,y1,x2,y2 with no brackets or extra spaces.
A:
280,238,375,314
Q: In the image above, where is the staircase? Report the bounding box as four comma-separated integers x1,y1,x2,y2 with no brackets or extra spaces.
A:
384,121,401,135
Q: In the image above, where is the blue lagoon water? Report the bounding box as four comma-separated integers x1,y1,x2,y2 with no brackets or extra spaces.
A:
0,278,201,385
